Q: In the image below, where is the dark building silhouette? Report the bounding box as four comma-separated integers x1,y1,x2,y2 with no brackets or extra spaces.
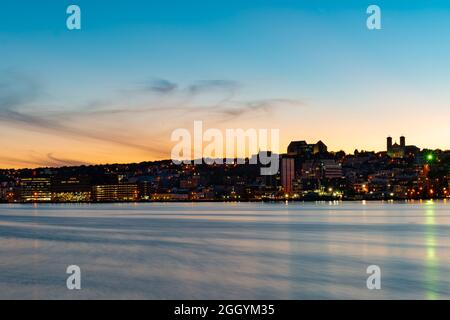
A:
387,136,393,151
313,140,328,154
288,140,328,156
387,136,419,158
400,136,406,148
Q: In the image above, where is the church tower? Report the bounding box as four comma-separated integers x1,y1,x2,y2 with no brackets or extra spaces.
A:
387,136,393,151
400,136,406,147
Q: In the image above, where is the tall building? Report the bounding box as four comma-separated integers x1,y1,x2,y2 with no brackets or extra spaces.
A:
20,178,52,202
281,157,295,194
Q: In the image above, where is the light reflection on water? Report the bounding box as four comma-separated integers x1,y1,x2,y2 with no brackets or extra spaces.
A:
0,201,449,299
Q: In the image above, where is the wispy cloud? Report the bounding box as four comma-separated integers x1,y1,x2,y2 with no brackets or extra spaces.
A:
145,78,178,94
46,153,92,167
0,70,166,156
0,71,305,168
0,155,48,168
80,78,303,121
0,153,92,168
187,80,240,95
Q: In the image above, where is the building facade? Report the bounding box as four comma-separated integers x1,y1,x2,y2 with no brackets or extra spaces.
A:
20,178,52,202
281,157,295,194
92,184,138,202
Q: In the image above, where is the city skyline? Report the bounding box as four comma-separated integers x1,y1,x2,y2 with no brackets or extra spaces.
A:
2,134,448,203
1,1,450,169
0,134,444,171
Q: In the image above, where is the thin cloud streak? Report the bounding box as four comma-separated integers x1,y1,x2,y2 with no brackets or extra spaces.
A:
0,71,305,168
0,71,166,156
46,153,93,167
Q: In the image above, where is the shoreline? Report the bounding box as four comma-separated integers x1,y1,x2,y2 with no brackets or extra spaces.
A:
1,198,448,205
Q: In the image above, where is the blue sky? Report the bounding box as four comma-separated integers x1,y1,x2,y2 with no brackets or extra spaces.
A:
1,1,450,167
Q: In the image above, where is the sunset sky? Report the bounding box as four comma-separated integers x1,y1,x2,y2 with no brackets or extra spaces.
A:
1,0,450,169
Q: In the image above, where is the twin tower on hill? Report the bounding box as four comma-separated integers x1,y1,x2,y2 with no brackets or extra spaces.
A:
386,136,419,158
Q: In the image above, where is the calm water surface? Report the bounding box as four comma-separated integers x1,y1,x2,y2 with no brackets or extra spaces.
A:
0,201,449,299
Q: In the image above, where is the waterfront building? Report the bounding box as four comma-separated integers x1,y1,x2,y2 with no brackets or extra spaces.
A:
92,184,138,202
20,177,52,202
51,176,91,202
0,181,16,202
150,193,189,201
